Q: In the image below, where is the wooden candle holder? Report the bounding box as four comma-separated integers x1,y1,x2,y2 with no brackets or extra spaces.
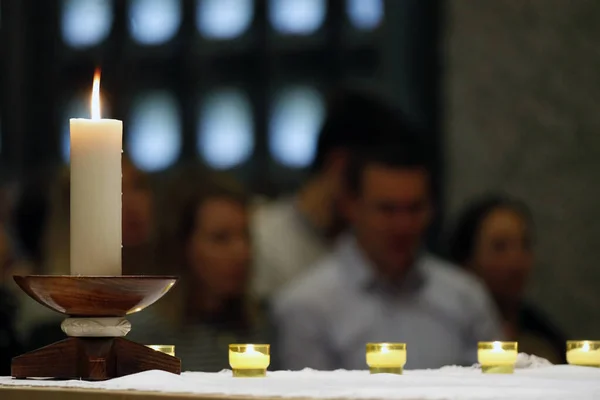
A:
11,275,181,381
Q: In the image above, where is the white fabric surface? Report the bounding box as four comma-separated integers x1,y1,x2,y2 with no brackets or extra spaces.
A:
2,364,600,400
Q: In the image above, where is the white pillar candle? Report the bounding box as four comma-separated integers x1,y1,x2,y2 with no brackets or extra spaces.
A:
70,69,122,276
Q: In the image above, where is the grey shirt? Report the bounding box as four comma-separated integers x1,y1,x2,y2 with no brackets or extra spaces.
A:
251,196,330,297
274,234,503,370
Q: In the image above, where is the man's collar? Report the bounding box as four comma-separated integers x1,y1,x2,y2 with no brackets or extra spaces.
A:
337,233,427,294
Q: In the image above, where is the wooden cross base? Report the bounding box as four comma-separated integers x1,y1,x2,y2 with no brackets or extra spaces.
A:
11,337,181,381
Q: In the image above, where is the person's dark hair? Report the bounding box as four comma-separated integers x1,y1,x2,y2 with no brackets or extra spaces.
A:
311,85,413,174
345,135,431,196
446,195,533,266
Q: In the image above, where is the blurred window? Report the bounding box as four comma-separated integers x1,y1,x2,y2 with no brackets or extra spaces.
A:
269,86,324,168
347,0,383,30
197,0,254,39
62,0,113,48
129,0,181,45
269,0,325,35
128,91,182,172
198,88,254,169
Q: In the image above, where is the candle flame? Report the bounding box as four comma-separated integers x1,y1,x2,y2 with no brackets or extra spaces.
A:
91,68,101,120
492,341,503,352
582,341,590,351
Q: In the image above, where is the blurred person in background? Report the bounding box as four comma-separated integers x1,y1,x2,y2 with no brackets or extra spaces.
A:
275,139,502,370
40,168,71,277
252,85,409,298
20,168,71,349
0,220,23,374
122,157,156,275
153,162,212,255
0,280,22,375
11,173,53,279
446,195,566,364
1,173,54,369
128,171,277,371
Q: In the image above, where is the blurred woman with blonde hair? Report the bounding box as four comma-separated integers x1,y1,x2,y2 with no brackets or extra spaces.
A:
128,168,277,371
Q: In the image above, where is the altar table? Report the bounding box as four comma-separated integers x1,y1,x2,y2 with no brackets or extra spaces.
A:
1,366,600,400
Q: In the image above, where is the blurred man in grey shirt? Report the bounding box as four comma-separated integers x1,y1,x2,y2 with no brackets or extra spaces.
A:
252,86,407,297
275,138,502,370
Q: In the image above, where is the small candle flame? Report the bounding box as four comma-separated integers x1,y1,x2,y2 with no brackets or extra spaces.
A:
246,344,255,352
582,341,590,351
91,68,101,120
492,341,503,352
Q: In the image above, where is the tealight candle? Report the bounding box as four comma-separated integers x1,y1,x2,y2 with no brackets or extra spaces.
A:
567,341,600,367
146,345,176,357
478,341,518,374
365,343,406,374
229,344,270,377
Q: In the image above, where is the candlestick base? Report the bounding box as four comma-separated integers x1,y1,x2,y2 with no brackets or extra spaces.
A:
232,368,267,377
10,275,179,380
12,337,181,380
481,365,514,374
369,367,403,375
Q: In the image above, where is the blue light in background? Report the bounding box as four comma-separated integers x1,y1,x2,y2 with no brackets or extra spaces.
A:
198,89,254,169
62,0,113,48
269,0,325,35
269,86,324,168
129,0,181,45
197,0,254,39
347,0,383,30
128,92,182,172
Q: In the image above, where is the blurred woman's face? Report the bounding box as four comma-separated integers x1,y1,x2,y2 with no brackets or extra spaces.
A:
470,208,533,302
187,198,251,299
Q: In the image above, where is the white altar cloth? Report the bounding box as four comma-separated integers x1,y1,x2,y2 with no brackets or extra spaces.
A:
2,365,600,400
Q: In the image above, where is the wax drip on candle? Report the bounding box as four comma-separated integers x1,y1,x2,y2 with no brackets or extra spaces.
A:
91,68,101,120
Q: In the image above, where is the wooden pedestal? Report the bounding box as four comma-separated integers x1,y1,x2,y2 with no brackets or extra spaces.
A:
12,337,181,381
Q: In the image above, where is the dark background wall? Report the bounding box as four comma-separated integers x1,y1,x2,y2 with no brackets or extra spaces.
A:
445,0,600,336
